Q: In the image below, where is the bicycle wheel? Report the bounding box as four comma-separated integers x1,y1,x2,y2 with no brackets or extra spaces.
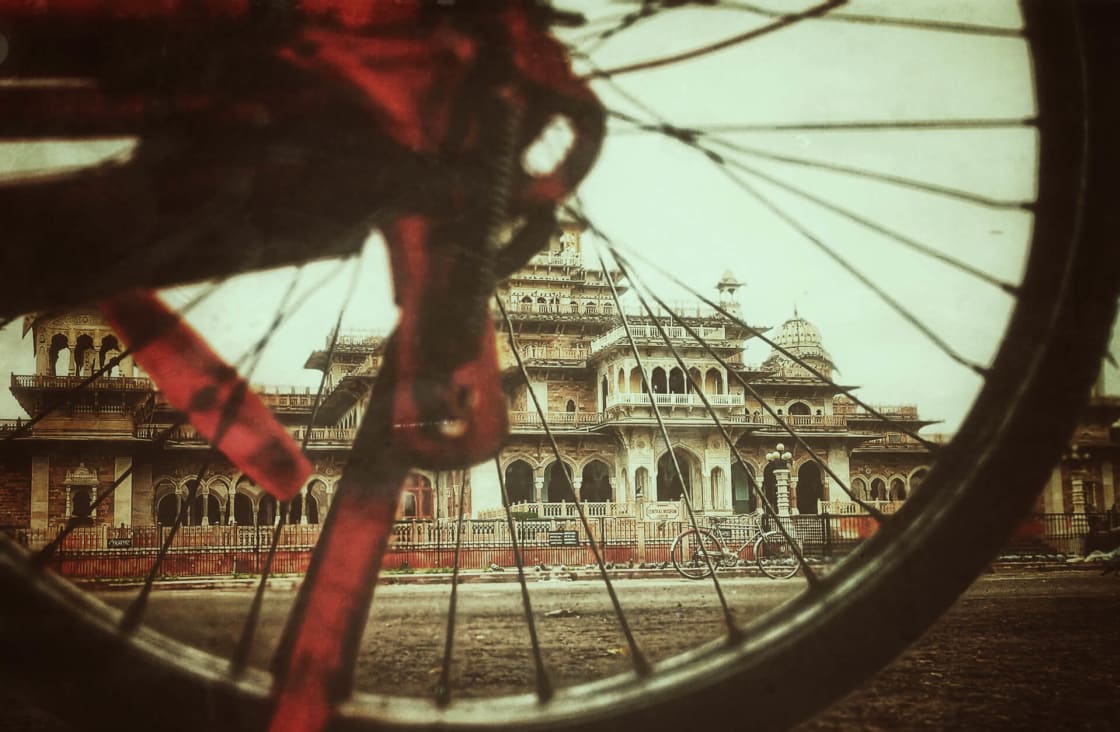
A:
754,532,800,580
669,529,723,580
1,2,1119,732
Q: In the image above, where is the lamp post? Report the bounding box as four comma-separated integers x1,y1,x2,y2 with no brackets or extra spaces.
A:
766,443,794,516
1063,445,1093,533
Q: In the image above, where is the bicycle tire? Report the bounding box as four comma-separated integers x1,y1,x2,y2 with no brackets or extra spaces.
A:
669,529,722,580
1,1,1119,731
753,531,800,581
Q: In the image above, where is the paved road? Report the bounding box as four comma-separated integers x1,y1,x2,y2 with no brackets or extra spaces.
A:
2,569,1117,729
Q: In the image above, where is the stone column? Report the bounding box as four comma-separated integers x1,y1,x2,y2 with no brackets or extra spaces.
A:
1071,478,1087,514
572,478,583,501
298,489,308,525
775,467,791,517
113,457,133,528
30,456,49,531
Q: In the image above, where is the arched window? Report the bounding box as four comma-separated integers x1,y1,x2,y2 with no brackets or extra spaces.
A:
909,468,929,493
616,368,626,394
629,367,644,394
100,335,122,376
581,460,612,502
704,368,723,394
233,493,254,525
656,449,695,501
852,477,868,501
566,399,576,413
796,462,823,514
258,495,278,526
789,401,811,416
889,478,907,501
585,301,598,315
504,460,534,504
668,367,685,394
635,467,650,500
709,467,725,509
732,462,756,514
870,478,887,501
602,302,614,315
544,461,575,502
71,489,92,520
49,334,69,376
73,334,95,377
651,367,667,394
688,367,702,393
156,493,181,526
401,492,418,517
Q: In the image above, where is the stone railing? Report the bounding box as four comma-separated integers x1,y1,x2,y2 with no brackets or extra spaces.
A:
136,424,357,445
604,392,744,409
254,387,319,410
508,412,602,430
12,374,151,391
591,324,726,352
518,345,589,363
503,301,616,318
729,413,847,428
527,251,583,268
476,500,638,520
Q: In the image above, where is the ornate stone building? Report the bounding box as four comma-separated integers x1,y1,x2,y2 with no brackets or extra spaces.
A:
481,223,935,519
0,224,940,532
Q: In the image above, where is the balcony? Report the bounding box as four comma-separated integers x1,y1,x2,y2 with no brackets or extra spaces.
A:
517,345,589,366
0,419,29,436
605,392,744,409
11,374,152,391
502,301,618,322
591,324,728,353
731,413,848,429
254,387,320,411
526,251,584,268
508,411,602,431
136,424,358,445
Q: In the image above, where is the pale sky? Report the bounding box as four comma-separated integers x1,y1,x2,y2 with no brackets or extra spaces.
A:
2,0,1117,437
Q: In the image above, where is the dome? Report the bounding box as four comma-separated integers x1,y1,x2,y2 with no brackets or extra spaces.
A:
761,312,836,375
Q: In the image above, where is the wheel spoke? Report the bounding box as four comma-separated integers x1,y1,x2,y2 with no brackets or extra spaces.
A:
230,258,362,677
496,297,652,676
706,160,990,376
433,474,471,706
596,243,822,584
603,106,1022,295
575,207,888,522
584,0,846,80
492,454,554,702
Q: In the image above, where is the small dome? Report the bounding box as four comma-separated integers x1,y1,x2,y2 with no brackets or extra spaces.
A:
761,313,836,375
716,270,742,290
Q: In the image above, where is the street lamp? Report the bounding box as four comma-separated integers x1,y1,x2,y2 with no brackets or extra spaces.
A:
766,443,794,516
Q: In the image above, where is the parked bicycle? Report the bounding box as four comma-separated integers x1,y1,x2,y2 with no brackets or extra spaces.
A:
670,510,799,580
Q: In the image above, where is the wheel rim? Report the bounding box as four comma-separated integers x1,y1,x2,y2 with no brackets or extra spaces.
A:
1,1,1119,730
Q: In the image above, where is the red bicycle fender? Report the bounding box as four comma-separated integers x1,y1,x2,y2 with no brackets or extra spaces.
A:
100,291,311,500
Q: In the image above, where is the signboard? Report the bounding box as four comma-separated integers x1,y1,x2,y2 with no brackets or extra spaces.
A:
643,502,682,522
547,530,580,547
107,537,132,549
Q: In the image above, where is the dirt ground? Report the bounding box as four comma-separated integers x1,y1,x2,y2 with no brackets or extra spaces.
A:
1,569,1118,729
